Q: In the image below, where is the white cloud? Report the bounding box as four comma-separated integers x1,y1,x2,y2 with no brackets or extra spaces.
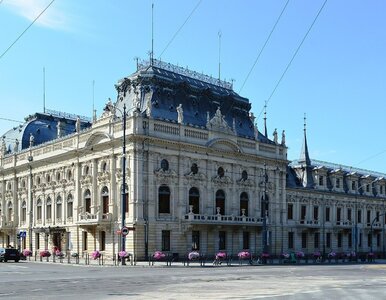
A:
4,0,69,30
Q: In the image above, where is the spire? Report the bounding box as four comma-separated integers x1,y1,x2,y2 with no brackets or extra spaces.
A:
264,101,268,137
300,113,311,165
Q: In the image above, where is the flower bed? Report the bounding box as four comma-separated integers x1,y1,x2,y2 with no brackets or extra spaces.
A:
238,251,251,259
55,250,64,257
153,251,166,260
313,251,321,258
328,252,336,258
216,251,227,260
23,249,32,257
296,251,305,259
40,250,51,257
261,252,270,259
91,250,101,260
188,251,200,260
282,253,290,259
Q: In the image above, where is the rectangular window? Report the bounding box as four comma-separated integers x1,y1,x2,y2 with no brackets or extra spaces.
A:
337,233,342,248
47,205,52,220
287,203,293,220
243,232,250,250
357,210,362,223
376,211,380,222
301,205,306,220
347,208,352,221
368,233,372,247
301,232,307,249
100,231,106,251
326,232,331,248
56,203,62,220
380,185,384,195
35,232,40,250
325,207,330,222
348,232,352,248
162,230,170,251
367,210,371,224
352,180,356,190
37,206,42,221
336,178,340,188
313,206,319,220
83,231,88,251
85,198,91,213
337,207,341,222
67,201,73,218
366,184,370,193
192,231,200,250
288,232,294,249
219,231,226,250
319,175,324,186
314,232,319,248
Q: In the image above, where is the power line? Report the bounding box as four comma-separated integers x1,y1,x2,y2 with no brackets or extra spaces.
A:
0,117,23,123
158,0,202,59
257,0,328,120
239,0,290,94
0,0,55,61
356,149,386,169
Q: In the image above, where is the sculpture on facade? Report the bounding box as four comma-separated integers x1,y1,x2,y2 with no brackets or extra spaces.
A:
273,128,278,144
281,130,286,146
176,104,183,124
146,97,152,117
75,117,81,133
29,133,34,148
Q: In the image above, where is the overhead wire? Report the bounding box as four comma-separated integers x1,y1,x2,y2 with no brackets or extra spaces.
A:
158,0,202,59
256,0,328,120
0,0,55,61
239,0,290,94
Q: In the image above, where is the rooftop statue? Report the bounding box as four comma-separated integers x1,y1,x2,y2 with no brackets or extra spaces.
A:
177,104,183,124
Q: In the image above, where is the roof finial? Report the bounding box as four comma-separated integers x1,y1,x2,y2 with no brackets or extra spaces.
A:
304,112,307,133
264,101,268,137
300,112,311,166
218,30,222,81
151,2,155,65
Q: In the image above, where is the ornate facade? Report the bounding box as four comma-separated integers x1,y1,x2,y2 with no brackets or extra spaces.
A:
0,59,384,260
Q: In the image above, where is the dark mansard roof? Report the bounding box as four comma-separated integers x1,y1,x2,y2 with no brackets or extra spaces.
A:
114,59,273,143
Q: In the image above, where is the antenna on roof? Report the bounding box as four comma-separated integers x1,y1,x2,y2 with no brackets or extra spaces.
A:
218,30,222,81
264,101,268,137
92,80,95,122
43,67,46,113
151,2,154,65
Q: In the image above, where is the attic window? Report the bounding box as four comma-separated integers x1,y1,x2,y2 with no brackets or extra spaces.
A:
366,184,370,192
336,178,340,188
319,176,324,186
352,181,356,190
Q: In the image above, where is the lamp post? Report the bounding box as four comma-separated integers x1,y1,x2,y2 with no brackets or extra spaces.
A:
370,212,385,255
28,156,33,253
120,104,127,265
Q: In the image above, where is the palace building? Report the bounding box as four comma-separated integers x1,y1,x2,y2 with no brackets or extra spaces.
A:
0,59,385,260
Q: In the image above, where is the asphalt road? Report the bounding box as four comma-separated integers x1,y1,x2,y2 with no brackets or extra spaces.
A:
1,261,386,299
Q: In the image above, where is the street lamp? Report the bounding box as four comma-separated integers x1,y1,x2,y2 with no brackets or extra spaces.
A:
28,155,33,254
107,102,127,265
370,212,385,255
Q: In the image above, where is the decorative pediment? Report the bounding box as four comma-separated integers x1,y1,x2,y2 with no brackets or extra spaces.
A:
154,168,177,178
206,107,234,134
212,175,232,185
184,172,207,182
97,172,111,183
237,178,254,187
80,175,93,186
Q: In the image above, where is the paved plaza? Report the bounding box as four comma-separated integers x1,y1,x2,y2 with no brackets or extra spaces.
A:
1,260,386,299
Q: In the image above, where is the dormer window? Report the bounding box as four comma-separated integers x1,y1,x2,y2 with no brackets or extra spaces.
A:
380,185,384,195
319,175,324,186
352,181,356,191
336,178,340,188
366,184,370,193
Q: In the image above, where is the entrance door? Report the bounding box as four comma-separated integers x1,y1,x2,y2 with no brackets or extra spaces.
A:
53,233,62,251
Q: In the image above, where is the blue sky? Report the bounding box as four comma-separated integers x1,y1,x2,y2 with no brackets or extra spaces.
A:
0,0,385,173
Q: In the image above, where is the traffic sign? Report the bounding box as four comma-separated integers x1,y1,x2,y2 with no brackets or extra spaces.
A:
121,227,129,236
19,231,26,238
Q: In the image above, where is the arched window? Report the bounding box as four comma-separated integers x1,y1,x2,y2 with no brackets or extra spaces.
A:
189,187,200,214
21,180,26,188
161,159,169,171
67,170,72,181
46,174,51,183
84,165,90,176
84,189,91,213
46,197,52,220
56,172,61,182
101,162,107,172
159,185,170,214
215,190,225,215
217,167,225,178
7,182,11,191
56,196,62,220
101,186,109,214
36,176,41,185
191,163,198,175
241,170,248,181
36,199,42,221
21,201,27,223
67,194,73,219
240,192,249,216
7,201,13,221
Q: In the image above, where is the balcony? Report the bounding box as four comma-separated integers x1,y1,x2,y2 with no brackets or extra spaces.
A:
183,213,264,226
77,212,112,225
0,219,14,229
297,219,320,228
336,220,353,228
